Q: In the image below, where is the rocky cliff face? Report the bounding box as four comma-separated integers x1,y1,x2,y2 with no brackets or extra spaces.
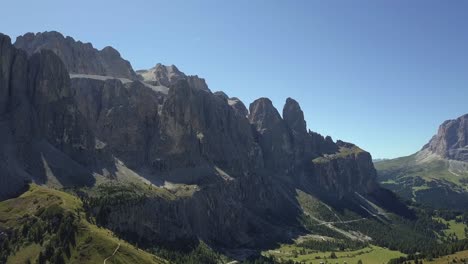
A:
14,31,138,79
1,31,382,251
423,114,468,161
157,80,260,175
312,141,378,198
249,98,294,171
73,77,167,169
0,33,95,199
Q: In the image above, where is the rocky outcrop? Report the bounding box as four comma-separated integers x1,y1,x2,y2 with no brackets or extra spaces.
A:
137,64,184,86
249,98,294,171
0,33,95,199
283,97,307,135
14,31,138,79
423,114,468,161
213,91,229,100
228,97,248,117
214,92,249,117
137,63,211,92
311,141,378,198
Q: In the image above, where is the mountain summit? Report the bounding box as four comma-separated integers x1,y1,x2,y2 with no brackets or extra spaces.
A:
137,63,211,91
423,113,468,161
14,31,138,79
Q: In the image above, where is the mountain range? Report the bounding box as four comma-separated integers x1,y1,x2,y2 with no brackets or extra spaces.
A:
0,31,466,263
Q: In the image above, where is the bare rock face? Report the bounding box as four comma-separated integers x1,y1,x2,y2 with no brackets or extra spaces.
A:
14,31,138,79
228,97,249,117
187,75,210,92
283,97,307,135
157,80,261,175
213,91,229,100
70,75,260,176
423,114,468,161
282,98,337,157
138,63,184,86
0,33,95,199
71,78,164,168
138,63,211,92
249,98,294,171
311,141,378,199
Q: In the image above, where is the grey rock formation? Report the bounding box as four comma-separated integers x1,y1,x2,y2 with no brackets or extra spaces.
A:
213,91,229,100
312,141,378,198
283,97,307,135
423,114,468,161
249,98,294,171
228,97,249,117
0,33,95,199
137,63,211,92
137,63,184,86
14,31,138,79
157,80,260,175
71,77,164,168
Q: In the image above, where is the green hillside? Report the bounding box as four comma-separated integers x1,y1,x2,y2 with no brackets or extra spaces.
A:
375,154,468,209
0,184,168,264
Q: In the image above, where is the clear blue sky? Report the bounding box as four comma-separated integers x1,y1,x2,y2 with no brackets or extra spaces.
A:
2,0,467,159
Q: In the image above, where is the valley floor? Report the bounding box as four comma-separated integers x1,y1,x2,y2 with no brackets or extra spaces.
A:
263,244,405,264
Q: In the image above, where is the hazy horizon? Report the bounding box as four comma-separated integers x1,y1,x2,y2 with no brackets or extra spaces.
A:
2,0,467,159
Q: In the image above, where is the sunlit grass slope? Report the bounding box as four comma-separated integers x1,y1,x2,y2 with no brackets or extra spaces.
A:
0,184,167,264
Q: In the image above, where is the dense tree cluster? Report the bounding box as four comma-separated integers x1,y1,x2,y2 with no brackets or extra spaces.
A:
298,239,367,252
79,183,147,227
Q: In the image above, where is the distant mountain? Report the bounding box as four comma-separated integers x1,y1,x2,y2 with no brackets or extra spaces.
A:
423,114,468,161
376,114,468,209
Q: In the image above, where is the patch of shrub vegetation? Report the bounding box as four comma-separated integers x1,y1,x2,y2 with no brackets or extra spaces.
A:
0,205,78,263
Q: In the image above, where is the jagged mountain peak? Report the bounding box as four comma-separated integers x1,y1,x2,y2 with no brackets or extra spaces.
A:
423,113,468,161
138,63,186,85
283,97,307,135
248,97,283,129
213,91,229,100
14,31,138,80
138,62,211,92
228,97,249,117
101,45,122,57
154,62,182,73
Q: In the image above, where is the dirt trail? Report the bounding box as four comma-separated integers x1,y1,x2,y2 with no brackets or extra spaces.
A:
103,243,121,264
